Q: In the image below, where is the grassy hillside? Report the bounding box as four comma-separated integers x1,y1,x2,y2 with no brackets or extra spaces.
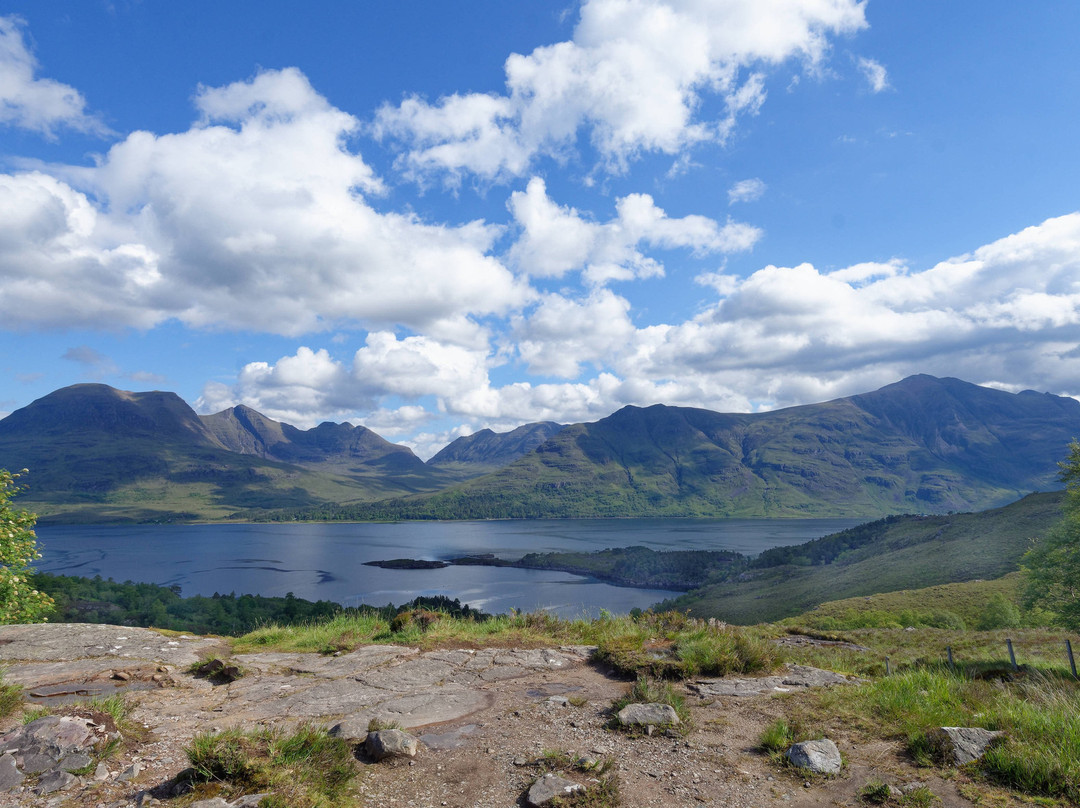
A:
661,490,1063,623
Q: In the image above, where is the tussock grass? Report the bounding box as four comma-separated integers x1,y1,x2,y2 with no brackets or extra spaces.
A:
237,608,778,681
858,779,892,804
610,676,689,729
184,723,357,808
554,774,621,808
758,718,795,754
83,693,131,725
594,614,779,679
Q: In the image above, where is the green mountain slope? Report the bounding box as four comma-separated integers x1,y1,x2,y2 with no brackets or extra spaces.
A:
426,421,566,478
202,404,455,493
0,385,446,522
300,375,1080,520
662,490,1063,623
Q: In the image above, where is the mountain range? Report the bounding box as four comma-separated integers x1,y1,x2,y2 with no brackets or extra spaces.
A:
1,375,1077,522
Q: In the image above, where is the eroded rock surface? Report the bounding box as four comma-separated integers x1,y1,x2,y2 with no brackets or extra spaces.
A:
690,663,861,697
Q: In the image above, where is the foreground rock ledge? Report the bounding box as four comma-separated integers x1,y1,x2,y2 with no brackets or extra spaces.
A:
0,623,972,808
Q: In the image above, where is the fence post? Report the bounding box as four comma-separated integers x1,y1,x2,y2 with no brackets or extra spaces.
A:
947,646,954,670
1068,640,1078,679
1006,638,1018,671
885,657,891,676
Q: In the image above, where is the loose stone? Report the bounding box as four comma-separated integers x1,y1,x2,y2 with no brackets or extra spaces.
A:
617,702,680,728
526,772,584,807
785,739,842,775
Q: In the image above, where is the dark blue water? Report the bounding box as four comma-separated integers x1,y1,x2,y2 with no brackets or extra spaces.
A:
34,518,861,617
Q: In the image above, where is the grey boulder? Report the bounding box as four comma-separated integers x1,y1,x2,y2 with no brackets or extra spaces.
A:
786,739,842,774
365,728,419,761
932,727,1004,765
617,702,680,728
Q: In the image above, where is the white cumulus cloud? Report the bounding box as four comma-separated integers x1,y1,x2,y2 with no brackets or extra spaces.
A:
1,68,528,338
0,15,109,137
508,176,761,285
200,213,1080,445
375,0,869,181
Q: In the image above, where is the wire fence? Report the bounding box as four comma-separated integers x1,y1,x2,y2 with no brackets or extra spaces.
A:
883,638,1079,678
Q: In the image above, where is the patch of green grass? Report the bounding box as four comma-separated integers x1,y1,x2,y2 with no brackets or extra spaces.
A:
22,705,52,724
899,786,939,807
366,717,402,732
785,574,1033,633
808,669,1080,802
0,671,22,718
553,774,620,808
859,779,893,804
758,719,795,754
84,693,131,725
772,621,1080,679
184,723,358,807
236,607,778,682
594,613,779,679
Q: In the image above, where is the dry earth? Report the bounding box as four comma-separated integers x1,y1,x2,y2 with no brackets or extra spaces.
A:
0,623,986,808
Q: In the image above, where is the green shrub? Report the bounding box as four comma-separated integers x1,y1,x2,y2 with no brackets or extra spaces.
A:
976,594,1022,630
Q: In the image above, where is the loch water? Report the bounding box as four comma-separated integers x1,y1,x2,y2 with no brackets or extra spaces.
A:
35,518,862,617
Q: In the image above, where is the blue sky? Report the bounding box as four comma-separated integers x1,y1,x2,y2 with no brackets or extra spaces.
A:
1,1,1078,458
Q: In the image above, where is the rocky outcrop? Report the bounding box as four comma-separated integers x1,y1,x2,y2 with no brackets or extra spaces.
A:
0,623,966,808
691,663,862,698
0,714,118,795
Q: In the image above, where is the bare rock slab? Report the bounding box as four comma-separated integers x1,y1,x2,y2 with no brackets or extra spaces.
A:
786,739,842,774
527,772,584,807
691,664,861,698
617,702,680,728
365,729,419,761
932,727,1004,765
